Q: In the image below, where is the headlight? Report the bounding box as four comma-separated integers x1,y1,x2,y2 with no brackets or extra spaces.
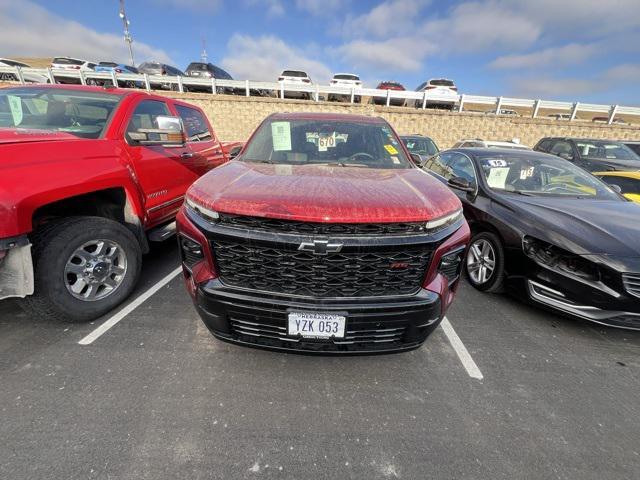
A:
426,209,463,231
185,197,219,224
522,236,599,281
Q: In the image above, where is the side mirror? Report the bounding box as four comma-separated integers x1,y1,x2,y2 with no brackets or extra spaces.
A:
410,153,425,166
229,145,242,159
558,152,574,161
128,115,186,146
448,176,475,192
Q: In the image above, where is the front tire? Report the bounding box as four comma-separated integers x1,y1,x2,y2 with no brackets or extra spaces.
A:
464,231,505,293
21,217,142,322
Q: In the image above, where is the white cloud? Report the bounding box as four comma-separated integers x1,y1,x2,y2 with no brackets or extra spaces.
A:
605,64,640,83
490,43,598,70
510,77,601,98
343,0,428,38
295,0,344,16
0,0,172,64
244,0,284,18
221,34,333,82
337,37,436,73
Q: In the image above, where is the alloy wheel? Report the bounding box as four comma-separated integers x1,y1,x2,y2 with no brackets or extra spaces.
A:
467,239,496,285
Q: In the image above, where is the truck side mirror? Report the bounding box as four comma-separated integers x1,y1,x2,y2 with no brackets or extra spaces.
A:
128,115,186,147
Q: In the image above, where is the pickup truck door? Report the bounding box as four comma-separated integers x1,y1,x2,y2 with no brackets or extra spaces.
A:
173,103,228,173
124,99,201,227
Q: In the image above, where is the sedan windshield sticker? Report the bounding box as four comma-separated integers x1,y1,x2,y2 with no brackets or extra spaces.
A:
318,133,336,152
487,167,509,189
520,166,535,179
7,95,23,125
271,121,292,151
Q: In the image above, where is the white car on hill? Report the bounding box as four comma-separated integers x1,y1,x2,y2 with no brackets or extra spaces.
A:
0,58,49,84
328,73,362,102
278,70,313,100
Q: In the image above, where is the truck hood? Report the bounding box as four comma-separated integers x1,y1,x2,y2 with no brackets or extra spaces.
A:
0,128,81,145
188,161,461,223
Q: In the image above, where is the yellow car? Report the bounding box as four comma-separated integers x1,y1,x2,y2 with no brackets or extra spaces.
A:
593,171,640,203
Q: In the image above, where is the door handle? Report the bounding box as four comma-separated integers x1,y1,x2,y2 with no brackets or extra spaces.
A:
180,152,194,159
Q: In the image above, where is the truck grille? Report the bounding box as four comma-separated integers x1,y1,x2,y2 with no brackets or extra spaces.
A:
622,273,640,299
218,214,427,236
211,239,432,297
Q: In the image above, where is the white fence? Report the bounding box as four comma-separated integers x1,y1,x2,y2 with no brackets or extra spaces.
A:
1,65,639,125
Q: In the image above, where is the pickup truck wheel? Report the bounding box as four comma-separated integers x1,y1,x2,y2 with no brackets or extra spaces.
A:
22,217,142,322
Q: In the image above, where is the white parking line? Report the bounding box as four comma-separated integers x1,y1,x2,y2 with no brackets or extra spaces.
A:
78,266,183,346
440,316,484,380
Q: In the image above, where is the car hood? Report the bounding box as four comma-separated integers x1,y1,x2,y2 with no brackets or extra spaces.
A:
501,195,640,257
0,128,80,145
188,161,461,223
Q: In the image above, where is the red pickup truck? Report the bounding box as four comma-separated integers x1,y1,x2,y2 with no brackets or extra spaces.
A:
0,84,238,321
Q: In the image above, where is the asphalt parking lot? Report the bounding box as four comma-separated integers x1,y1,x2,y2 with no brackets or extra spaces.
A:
1,241,639,480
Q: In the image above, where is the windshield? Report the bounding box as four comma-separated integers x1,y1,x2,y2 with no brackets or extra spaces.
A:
334,74,359,80
478,152,620,199
429,79,454,87
403,137,438,156
0,87,121,139
187,63,208,71
241,118,413,169
282,70,307,77
575,140,639,160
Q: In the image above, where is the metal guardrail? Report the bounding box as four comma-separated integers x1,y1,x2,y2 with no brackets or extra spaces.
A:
1,65,638,125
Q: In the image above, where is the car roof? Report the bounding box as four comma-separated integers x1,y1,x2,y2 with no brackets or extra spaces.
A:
2,84,183,103
267,112,385,124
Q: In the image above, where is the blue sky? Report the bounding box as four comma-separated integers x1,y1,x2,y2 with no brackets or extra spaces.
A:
1,0,639,104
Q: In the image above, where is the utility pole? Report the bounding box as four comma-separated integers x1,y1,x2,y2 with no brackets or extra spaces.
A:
119,0,135,66
201,37,208,63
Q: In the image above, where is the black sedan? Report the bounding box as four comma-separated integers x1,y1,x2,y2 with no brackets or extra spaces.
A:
423,148,640,330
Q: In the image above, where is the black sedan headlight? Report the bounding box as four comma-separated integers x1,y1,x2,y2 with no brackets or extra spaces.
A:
522,236,600,282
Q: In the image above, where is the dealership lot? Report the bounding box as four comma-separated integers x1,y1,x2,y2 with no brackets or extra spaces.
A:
1,241,639,480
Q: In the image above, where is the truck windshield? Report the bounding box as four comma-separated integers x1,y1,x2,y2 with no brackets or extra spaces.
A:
0,87,121,139
241,118,413,169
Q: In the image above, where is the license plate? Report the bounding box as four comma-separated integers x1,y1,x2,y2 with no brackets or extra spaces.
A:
288,312,346,339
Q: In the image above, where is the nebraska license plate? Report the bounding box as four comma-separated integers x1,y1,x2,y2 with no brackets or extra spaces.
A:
288,312,346,339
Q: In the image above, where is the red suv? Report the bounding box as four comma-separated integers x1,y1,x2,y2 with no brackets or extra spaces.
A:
177,112,469,354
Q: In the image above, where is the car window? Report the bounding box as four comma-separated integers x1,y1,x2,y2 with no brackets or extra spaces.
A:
429,79,454,87
599,176,640,195
126,100,170,142
282,70,307,77
403,138,439,156
426,153,452,178
575,140,639,160
52,57,83,65
241,118,412,169
447,153,477,186
175,105,212,142
537,139,552,152
549,141,574,159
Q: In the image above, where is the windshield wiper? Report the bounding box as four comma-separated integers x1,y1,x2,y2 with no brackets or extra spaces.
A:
245,159,275,164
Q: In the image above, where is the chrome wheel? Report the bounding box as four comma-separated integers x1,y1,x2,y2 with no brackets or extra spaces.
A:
64,240,128,301
467,239,496,285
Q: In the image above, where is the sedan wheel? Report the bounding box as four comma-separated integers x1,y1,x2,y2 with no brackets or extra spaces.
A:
467,239,496,284
464,231,505,293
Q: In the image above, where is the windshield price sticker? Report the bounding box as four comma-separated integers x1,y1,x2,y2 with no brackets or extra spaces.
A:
520,166,535,179
487,167,510,189
384,144,399,155
7,95,23,125
318,133,336,152
271,121,292,151
487,159,508,167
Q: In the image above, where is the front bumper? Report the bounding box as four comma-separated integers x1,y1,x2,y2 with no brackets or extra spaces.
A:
193,280,443,354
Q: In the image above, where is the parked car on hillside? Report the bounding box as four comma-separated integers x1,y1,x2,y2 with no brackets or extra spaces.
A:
547,113,572,121
0,84,237,322
400,134,439,165
534,137,640,171
50,56,97,84
277,70,313,100
422,147,640,330
453,139,531,150
414,78,458,110
177,112,470,353
593,171,640,203
92,62,142,88
0,58,49,84
592,116,628,125
138,61,185,90
184,62,234,93
328,73,362,102
373,81,406,106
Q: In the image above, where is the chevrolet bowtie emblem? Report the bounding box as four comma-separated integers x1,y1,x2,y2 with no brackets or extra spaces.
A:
298,239,343,255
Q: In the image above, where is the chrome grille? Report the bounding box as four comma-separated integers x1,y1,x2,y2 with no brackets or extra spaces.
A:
622,273,640,299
